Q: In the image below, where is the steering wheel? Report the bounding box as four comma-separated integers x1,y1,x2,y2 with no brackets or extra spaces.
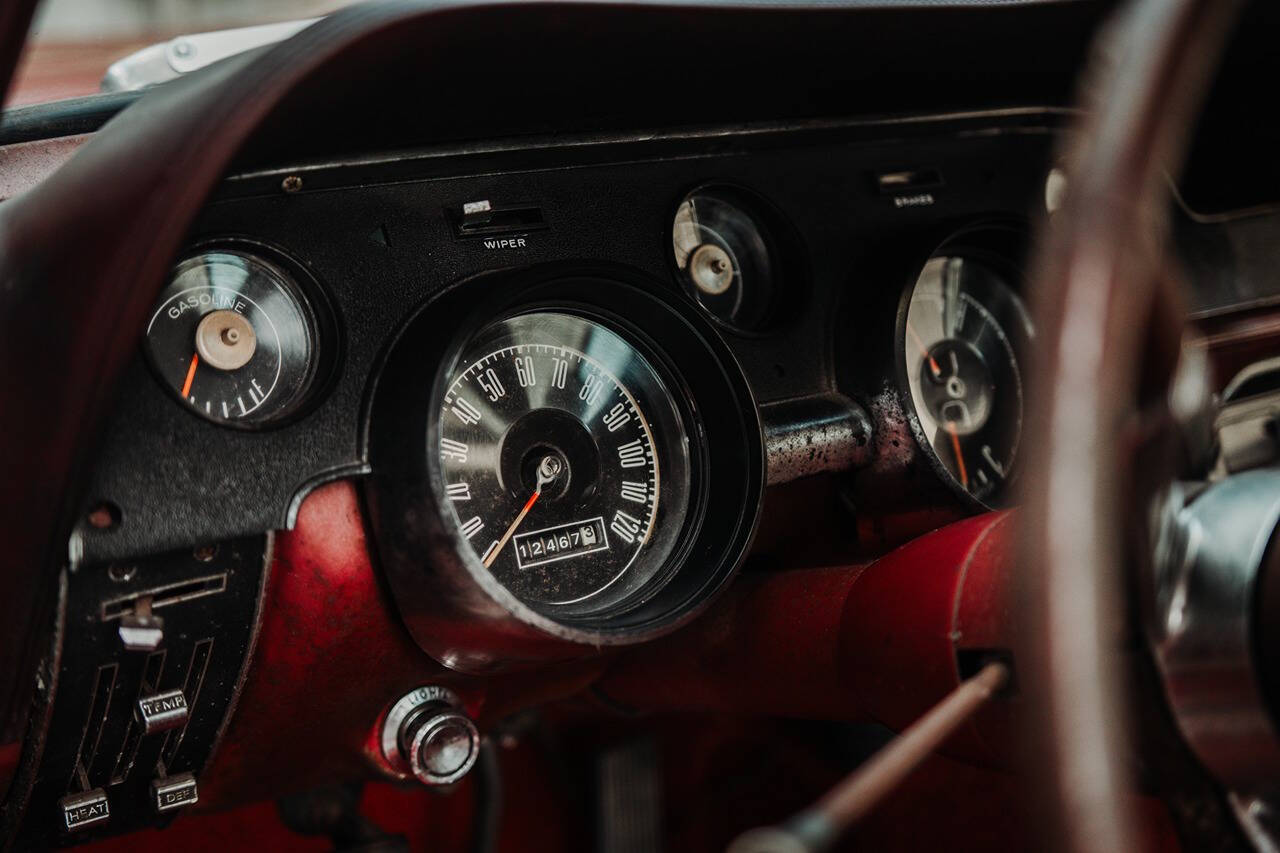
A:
1018,0,1280,848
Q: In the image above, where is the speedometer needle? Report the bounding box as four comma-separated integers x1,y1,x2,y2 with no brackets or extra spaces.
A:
483,455,562,568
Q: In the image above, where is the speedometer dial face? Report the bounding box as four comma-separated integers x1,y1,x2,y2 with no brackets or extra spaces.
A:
435,312,692,610
903,256,1034,506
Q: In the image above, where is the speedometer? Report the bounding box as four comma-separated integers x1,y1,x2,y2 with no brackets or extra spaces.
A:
369,273,763,665
435,312,692,610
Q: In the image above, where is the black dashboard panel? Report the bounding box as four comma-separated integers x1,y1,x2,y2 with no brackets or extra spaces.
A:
5,537,269,848
1181,0,1280,216
78,111,1063,563
225,1,1110,174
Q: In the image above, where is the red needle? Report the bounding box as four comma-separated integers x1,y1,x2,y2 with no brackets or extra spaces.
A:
180,352,199,398
519,490,541,517
947,425,969,490
482,457,560,568
905,322,942,377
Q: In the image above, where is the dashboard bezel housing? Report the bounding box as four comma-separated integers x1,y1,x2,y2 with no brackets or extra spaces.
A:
365,265,765,671
892,221,1033,511
432,307,704,618
142,238,342,431
665,180,810,336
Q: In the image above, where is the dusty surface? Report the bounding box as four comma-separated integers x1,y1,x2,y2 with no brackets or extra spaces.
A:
0,134,88,200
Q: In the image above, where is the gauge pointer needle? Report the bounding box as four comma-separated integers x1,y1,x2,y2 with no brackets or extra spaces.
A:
181,352,199,399
483,456,561,568
947,424,969,490
905,321,942,377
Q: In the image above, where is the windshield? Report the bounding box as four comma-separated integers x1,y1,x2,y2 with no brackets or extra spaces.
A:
11,0,356,105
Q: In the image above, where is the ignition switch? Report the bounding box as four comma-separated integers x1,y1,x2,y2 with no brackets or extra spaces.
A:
379,686,479,786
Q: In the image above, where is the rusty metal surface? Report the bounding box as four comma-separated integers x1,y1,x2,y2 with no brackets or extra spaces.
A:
761,393,872,486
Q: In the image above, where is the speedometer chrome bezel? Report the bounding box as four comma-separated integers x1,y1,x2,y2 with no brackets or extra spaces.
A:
366,266,764,672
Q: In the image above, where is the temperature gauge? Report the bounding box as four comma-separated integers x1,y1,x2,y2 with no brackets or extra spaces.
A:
902,255,1033,506
145,249,321,427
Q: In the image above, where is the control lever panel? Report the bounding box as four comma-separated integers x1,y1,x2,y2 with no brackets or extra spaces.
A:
5,536,269,848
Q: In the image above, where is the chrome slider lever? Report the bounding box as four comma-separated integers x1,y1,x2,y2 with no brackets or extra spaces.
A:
728,662,1010,853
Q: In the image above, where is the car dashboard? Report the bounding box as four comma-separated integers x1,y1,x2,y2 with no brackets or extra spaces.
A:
5,1,1280,848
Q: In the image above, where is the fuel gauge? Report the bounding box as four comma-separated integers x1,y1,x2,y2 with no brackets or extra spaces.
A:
901,255,1033,506
145,249,322,428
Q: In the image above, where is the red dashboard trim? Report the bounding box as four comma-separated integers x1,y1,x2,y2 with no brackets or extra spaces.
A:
115,481,1178,851
198,480,446,807
199,480,608,810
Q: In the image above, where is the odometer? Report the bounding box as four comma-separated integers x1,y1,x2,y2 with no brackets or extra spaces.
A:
435,312,692,610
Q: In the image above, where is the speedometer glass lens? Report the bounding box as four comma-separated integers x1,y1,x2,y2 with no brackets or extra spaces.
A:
435,312,692,611
903,256,1033,505
145,250,318,427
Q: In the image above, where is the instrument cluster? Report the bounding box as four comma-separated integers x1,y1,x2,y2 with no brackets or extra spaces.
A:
22,114,1055,844
80,112,1057,649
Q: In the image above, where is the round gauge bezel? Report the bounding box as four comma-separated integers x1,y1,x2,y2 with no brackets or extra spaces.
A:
666,182,807,337
430,308,703,620
366,264,764,669
144,239,338,431
893,224,1033,511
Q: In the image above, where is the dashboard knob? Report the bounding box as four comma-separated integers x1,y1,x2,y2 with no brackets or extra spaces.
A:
400,708,479,785
380,686,480,786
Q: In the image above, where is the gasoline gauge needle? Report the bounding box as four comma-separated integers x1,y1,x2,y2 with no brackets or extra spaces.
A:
181,352,199,399
483,455,562,568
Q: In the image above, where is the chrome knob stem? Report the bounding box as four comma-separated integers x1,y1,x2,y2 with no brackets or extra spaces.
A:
379,686,480,786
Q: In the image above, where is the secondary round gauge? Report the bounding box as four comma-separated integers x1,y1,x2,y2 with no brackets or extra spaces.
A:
902,255,1034,506
435,312,692,610
145,249,320,427
672,188,778,331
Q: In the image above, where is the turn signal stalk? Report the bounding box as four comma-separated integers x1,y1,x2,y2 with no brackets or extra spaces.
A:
728,662,1010,853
